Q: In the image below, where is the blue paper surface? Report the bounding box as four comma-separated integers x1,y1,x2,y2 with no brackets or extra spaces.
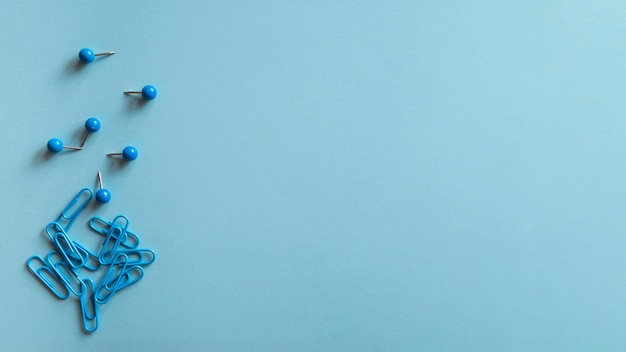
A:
2,1,626,351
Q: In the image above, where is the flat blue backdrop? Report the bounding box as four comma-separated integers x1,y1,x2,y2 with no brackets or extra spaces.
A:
2,1,626,351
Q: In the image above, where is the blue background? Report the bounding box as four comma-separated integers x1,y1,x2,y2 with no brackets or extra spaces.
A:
2,1,626,351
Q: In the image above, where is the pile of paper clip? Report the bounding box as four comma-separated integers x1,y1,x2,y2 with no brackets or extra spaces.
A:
26,188,156,333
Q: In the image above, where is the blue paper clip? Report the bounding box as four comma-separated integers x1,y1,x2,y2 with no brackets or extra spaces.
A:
95,253,129,304
53,188,93,232
103,260,145,290
117,249,156,266
98,215,129,265
46,250,86,296
26,255,70,300
49,224,86,269
89,216,140,249
106,265,144,291
73,241,101,271
80,278,98,333
45,222,62,242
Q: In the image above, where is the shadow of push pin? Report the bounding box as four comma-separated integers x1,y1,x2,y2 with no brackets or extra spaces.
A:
47,138,82,153
95,171,111,204
79,48,115,64
80,117,101,147
124,85,157,100
107,146,138,161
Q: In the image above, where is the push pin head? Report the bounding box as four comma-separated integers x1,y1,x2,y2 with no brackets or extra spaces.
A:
47,138,82,153
95,171,111,204
124,85,157,100
84,117,101,133
80,117,101,147
78,48,115,64
107,146,138,161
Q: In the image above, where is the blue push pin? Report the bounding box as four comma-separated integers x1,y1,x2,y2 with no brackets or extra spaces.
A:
124,85,157,100
80,117,101,147
95,171,111,204
78,48,115,64
107,146,138,161
47,138,82,153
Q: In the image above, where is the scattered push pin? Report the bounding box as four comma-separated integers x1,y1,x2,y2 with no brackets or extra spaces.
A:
107,146,138,161
124,85,157,100
47,138,82,153
80,117,101,147
78,48,115,64
95,171,111,204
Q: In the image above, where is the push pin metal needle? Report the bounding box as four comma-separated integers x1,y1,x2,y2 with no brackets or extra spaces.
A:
95,171,111,204
107,146,138,161
47,138,82,153
124,85,157,100
79,48,115,64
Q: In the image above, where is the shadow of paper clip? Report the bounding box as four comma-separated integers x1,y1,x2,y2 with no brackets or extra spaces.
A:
26,255,70,299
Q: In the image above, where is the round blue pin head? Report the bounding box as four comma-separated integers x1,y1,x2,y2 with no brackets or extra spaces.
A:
122,146,138,161
84,117,101,133
95,189,111,204
141,85,157,100
47,138,63,153
78,48,95,63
